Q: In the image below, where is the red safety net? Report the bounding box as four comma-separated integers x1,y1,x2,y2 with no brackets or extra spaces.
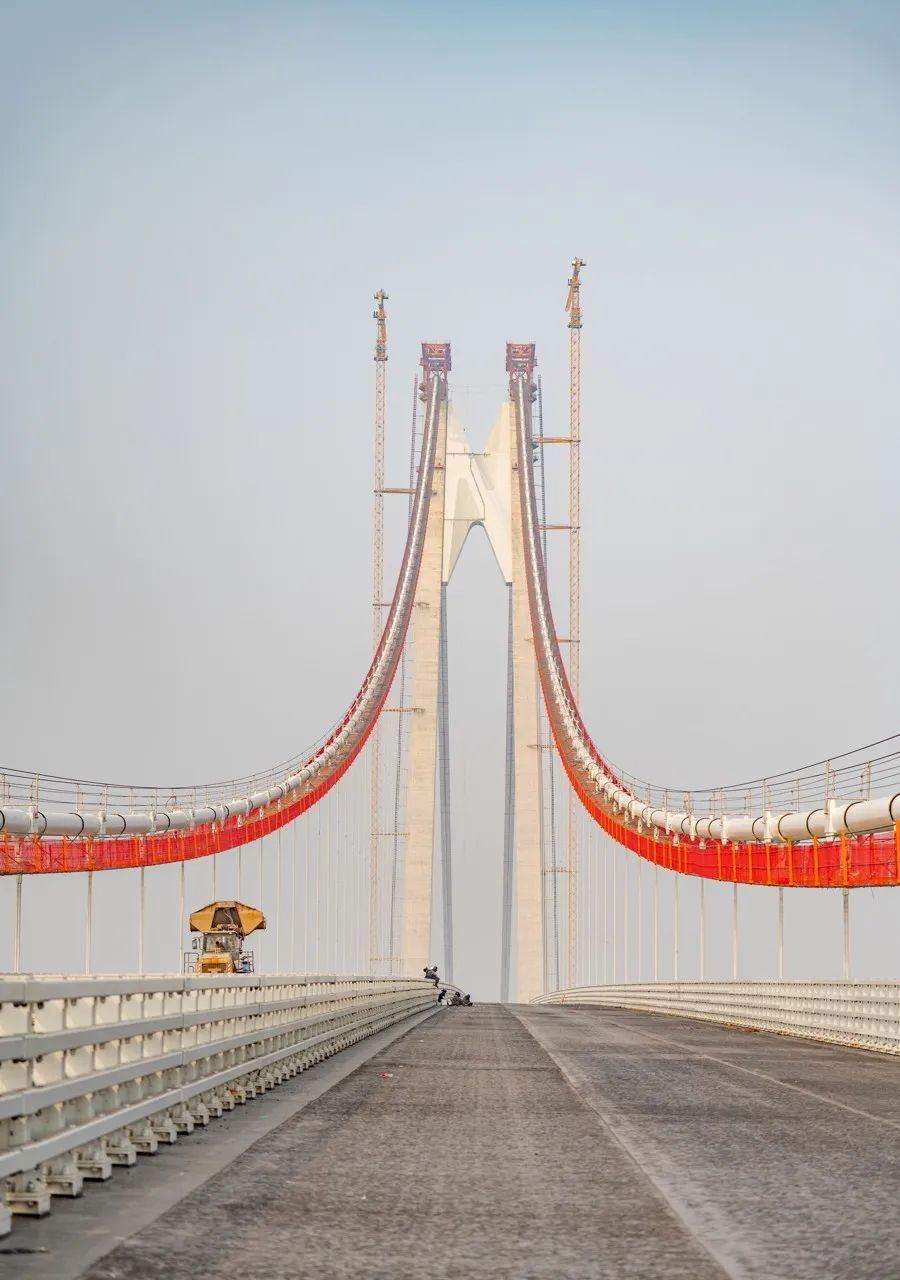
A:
552,719,900,888
0,734,364,874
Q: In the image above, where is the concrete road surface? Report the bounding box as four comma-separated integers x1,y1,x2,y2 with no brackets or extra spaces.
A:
6,1004,900,1279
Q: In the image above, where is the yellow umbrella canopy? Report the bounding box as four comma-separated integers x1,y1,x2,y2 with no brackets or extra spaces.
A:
188,900,267,937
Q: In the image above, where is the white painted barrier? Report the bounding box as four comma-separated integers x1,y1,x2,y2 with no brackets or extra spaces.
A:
532,981,900,1055
0,973,441,1235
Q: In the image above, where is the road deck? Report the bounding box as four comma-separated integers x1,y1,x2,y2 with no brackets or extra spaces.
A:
8,1004,900,1279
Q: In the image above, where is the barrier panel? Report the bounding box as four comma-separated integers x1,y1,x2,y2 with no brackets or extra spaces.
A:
0,973,441,1236
533,981,900,1055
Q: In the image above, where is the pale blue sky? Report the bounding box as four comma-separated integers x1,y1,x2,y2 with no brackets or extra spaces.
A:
1,2,899,991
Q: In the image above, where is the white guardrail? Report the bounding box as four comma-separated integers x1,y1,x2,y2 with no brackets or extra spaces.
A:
533,982,900,1056
0,973,442,1236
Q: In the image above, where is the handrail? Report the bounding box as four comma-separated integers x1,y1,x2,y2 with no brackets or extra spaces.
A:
532,981,900,1054
0,973,445,1226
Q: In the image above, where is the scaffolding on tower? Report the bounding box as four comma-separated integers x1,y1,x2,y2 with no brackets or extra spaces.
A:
565,257,585,987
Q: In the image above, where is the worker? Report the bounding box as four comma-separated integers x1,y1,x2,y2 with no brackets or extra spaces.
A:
462,994,473,1007
449,991,462,1006
437,988,447,1004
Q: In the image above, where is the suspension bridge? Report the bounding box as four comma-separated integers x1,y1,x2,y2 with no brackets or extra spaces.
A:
2,268,900,1278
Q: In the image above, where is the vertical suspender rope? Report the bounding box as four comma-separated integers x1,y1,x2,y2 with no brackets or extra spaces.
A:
624,851,630,982
653,864,659,982
14,873,22,972
276,825,282,974
139,865,145,974
85,871,93,975
500,585,516,1002
291,817,297,974
178,858,185,975
259,835,265,973
673,872,679,981
437,581,454,980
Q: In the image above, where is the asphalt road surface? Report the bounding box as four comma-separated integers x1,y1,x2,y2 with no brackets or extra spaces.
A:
8,1004,900,1279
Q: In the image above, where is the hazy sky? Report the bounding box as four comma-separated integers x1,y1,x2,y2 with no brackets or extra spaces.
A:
2,1,899,994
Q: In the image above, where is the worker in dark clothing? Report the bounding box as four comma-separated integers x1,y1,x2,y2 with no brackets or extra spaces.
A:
449,991,462,1006
462,994,473,1007
437,988,447,1004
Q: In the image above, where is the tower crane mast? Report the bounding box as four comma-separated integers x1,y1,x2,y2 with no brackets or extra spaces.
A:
565,258,585,987
370,288,388,968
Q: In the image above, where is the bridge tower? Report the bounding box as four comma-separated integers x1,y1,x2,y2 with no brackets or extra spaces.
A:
399,343,451,979
506,343,545,1004
395,342,546,1000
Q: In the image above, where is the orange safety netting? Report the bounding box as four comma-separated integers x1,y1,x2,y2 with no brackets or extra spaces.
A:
554,724,900,888
0,748,354,875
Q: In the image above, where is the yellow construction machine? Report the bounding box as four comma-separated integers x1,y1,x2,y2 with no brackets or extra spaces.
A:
188,900,266,974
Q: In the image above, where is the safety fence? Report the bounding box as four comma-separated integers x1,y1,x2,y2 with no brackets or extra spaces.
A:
532,981,900,1055
0,973,441,1236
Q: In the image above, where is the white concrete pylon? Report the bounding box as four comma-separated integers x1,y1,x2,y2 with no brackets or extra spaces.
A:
400,396,449,978
400,396,542,998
